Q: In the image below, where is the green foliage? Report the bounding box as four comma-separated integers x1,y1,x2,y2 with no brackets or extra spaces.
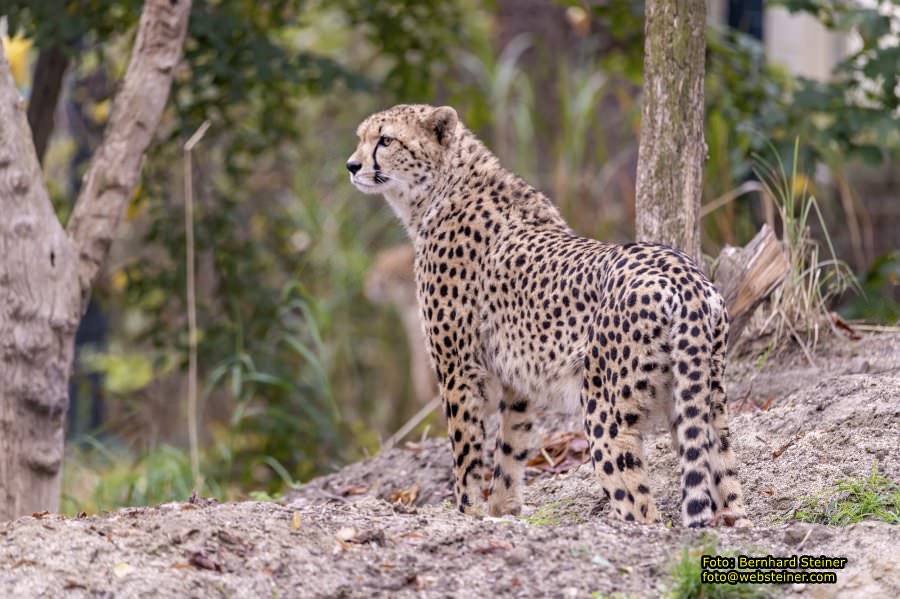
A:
19,0,900,511
773,0,900,166
26,0,479,510
666,536,769,599
841,251,900,323
786,463,900,526
8,0,468,135
62,440,229,514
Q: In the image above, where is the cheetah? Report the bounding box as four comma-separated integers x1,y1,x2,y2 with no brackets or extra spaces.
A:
346,104,749,527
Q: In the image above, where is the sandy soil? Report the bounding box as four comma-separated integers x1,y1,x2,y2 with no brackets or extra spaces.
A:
1,332,898,598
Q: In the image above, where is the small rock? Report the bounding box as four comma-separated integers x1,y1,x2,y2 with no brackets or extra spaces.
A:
505,547,528,566
591,555,613,570
783,523,810,545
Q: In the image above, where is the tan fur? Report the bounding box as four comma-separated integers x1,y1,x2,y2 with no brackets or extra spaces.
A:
347,104,749,527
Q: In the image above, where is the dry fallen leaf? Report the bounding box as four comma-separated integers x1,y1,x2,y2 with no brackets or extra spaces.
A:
473,539,513,555
335,527,358,546
113,563,133,578
390,483,419,506
187,551,222,572
340,484,368,497
291,512,302,529
830,312,862,340
397,531,425,545
526,430,590,475
334,526,384,547
31,511,49,520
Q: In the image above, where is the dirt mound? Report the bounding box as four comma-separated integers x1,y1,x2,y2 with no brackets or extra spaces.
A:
1,333,898,598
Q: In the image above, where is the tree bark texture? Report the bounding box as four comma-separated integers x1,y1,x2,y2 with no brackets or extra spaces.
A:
0,0,191,521
634,0,707,264
714,224,789,348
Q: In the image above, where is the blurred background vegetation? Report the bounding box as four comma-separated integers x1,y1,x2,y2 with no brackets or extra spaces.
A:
2,0,898,513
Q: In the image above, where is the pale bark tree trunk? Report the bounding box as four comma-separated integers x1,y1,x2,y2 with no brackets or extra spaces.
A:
634,0,707,264
0,0,191,521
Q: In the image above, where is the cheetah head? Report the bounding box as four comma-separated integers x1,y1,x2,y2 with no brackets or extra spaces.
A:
346,104,459,203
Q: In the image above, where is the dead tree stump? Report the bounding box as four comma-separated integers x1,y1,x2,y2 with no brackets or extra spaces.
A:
714,224,790,348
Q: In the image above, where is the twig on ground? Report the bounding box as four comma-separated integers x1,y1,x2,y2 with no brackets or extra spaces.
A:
772,431,804,459
383,397,441,451
793,527,814,553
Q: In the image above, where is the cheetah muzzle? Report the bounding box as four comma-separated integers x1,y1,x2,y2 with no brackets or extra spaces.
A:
347,104,751,528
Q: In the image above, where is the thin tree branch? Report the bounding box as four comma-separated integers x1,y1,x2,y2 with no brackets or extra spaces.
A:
66,0,192,311
27,45,70,165
184,119,210,493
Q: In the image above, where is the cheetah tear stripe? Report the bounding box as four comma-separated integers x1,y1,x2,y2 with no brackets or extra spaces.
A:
347,104,749,528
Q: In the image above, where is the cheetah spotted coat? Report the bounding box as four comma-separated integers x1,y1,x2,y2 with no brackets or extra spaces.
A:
347,104,748,527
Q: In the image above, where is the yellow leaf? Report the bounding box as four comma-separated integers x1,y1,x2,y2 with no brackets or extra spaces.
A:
2,36,32,87
111,271,128,292
291,512,301,529
113,563,133,578
792,173,812,198
126,184,144,220
90,99,110,124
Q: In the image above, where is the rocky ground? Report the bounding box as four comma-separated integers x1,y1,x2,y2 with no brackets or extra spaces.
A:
1,332,898,598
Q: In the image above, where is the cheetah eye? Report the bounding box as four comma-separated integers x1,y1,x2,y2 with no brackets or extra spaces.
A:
378,135,394,147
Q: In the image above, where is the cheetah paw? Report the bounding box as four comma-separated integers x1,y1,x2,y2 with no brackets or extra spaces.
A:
709,511,753,528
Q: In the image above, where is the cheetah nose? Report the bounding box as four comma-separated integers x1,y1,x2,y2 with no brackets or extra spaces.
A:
346,160,362,175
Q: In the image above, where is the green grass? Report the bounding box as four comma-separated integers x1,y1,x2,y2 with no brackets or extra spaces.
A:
62,441,229,514
787,463,900,526
665,536,768,599
520,499,585,527
750,139,858,356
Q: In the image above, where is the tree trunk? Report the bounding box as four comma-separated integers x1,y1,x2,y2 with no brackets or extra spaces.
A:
634,0,707,264
0,0,191,521
0,50,81,519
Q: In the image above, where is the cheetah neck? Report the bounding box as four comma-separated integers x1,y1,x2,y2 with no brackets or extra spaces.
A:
388,126,567,244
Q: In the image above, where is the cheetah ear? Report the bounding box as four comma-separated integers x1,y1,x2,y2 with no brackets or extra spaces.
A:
424,106,458,147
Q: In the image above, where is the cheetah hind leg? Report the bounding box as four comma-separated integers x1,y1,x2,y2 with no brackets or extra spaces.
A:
582,375,659,524
487,392,535,516
707,322,752,528
670,322,751,528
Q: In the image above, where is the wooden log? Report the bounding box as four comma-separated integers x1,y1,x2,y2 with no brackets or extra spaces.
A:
714,224,790,348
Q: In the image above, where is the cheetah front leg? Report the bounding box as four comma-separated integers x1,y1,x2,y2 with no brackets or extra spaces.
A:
488,391,535,516
440,373,489,516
